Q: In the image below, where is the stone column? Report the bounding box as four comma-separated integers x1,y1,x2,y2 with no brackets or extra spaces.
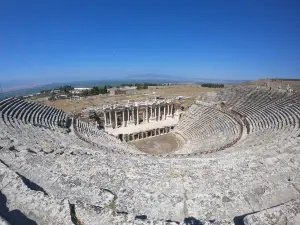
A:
154,106,157,120
104,112,107,126
158,106,161,120
109,111,112,126
142,111,145,123
114,111,117,128
136,107,139,124
164,106,166,120
127,109,130,123
149,106,152,121
122,110,125,127
145,107,148,123
132,109,135,124
168,104,172,117
167,104,170,116
151,106,154,118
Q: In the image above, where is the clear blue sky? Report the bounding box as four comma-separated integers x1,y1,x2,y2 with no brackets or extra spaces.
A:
1,0,300,88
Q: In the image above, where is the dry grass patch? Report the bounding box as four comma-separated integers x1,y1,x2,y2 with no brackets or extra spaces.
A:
29,85,221,114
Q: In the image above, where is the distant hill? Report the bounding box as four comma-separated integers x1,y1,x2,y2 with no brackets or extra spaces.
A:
0,83,62,100
0,76,248,100
193,78,249,84
0,80,131,99
125,74,184,81
125,74,249,84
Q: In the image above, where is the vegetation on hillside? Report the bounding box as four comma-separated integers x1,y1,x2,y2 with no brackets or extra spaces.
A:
120,83,164,87
82,85,108,96
136,83,149,90
40,85,74,94
201,83,225,88
273,78,300,81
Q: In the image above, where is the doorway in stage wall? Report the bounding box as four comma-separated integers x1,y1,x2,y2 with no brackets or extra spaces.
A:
118,134,123,141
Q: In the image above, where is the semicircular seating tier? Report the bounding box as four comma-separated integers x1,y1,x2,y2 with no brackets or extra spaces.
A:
171,87,300,156
172,104,242,154
0,87,300,225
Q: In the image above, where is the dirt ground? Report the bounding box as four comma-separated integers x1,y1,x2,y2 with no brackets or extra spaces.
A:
132,133,181,154
28,84,221,114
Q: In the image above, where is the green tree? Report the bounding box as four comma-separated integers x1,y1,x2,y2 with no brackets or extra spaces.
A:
201,83,224,88
82,89,91,97
103,85,108,94
58,85,74,93
91,86,100,95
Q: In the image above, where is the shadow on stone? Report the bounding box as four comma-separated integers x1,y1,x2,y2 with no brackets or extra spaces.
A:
0,159,9,168
69,203,84,225
166,219,180,224
0,191,38,225
16,172,48,196
184,217,203,225
233,215,246,225
135,215,147,220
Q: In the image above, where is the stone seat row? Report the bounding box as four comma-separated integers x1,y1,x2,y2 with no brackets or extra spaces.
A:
73,119,141,154
232,89,286,114
0,160,185,225
0,113,93,154
199,88,299,133
236,93,300,134
173,104,241,154
182,107,239,135
0,98,68,130
195,88,300,151
235,91,298,117
173,87,300,156
174,105,211,131
0,98,141,156
1,88,300,223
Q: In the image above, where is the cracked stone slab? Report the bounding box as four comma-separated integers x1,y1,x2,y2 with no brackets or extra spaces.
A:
0,162,72,225
243,197,300,225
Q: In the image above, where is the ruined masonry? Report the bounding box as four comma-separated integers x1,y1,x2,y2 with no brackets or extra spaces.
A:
0,86,300,225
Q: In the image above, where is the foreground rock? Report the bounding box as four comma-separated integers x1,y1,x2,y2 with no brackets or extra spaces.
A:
243,198,300,225
0,87,300,224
